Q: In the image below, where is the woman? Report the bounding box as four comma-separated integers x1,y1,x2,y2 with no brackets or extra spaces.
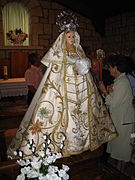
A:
99,54,135,173
7,11,117,159
25,53,43,106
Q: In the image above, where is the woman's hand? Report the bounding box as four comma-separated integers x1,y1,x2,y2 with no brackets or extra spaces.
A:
107,84,114,93
99,81,108,96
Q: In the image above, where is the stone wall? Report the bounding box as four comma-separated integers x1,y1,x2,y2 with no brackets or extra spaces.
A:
1,1,135,61
0,0,101,59
103,11,135,55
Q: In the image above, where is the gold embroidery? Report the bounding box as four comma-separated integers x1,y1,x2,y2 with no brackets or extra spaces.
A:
61,35,70,154
53,50,60,58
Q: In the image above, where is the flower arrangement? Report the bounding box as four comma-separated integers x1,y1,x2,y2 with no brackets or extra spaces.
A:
12,133,70,180
6,28,28,45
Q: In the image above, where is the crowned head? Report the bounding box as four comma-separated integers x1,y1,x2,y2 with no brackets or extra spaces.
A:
56,10,79,33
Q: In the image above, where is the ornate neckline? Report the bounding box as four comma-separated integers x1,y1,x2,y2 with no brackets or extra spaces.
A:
66,44,76,54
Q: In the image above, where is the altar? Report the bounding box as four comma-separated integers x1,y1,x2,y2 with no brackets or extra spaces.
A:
0,78,28,99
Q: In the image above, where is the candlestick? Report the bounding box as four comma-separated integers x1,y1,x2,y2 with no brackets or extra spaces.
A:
99,58,102,81
96,49,105,82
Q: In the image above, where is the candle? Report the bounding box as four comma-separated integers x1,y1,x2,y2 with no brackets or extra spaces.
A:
4,66,8,75
3,66,8,80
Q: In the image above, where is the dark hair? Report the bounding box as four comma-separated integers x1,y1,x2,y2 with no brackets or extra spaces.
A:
28,53,37,65
107,54,128,73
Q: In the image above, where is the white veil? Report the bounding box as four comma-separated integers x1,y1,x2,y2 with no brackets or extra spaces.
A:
41,31,86,67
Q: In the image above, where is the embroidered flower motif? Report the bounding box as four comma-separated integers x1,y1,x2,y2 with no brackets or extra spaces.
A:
38,107,51,119
30,120,43,135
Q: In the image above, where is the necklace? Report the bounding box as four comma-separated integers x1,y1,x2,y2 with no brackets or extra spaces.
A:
66,44,76,54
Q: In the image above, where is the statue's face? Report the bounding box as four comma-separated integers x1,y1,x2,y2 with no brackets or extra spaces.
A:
65,31,75,45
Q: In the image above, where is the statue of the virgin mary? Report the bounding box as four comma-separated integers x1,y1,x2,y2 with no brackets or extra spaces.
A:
7,10,117,159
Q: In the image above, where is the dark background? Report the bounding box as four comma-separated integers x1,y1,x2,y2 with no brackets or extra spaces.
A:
55,0,135,36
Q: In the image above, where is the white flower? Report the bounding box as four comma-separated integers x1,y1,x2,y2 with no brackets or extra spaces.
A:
52,154,57,162
19,151,23,157
46,148,51,156
16,135,69,180
63,173,69,180
31,157,42,170
46,156,54,164
43,143,46,148
43,135,47,140
20,166,31,175
31,161,41,170
32,146,35,152
8,155,13,159
53,166,59,172
46,173,61,180
27,170,39,178
17,159,26,166
58,169,69,180
43,159,49,166
62,136,66,141
29,139,33,145
48,165,58,174
60,143,64,149
47,139,51,144
55,153,62,159
31,155,40,162
38,150,45,157
58,169,67,177
39,175,48,180
25,159,30,166
13,151,18,156
16,173,25,180
62,164,70,172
